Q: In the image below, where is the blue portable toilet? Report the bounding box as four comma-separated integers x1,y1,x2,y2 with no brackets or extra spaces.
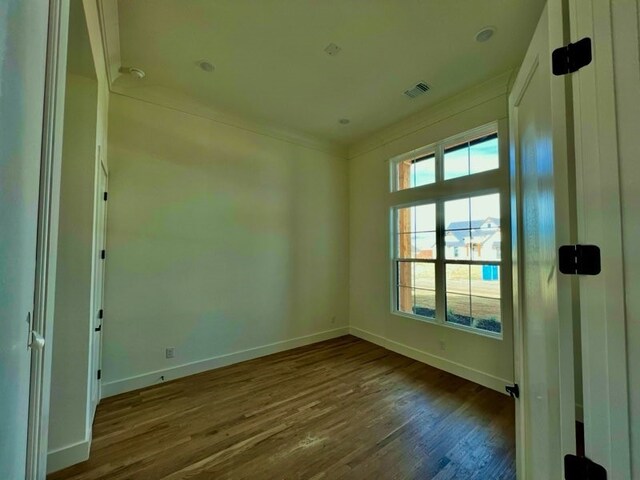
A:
482,264,499,281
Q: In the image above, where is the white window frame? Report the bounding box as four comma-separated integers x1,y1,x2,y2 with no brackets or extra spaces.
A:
389,120,512,339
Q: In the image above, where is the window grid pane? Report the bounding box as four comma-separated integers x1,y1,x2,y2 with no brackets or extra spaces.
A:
395,153,436,191
395,260,436,320
445,194,500,262
396,203,436,260
444,262,502,333
444,133,499,181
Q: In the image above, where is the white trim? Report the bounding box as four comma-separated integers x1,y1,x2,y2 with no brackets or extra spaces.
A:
46,436,91,474
390,311,504,340
569,0,632,476
94,1,346,158
111,90,348,159
87,158,107,436
96,0,121,85
509,3,578,477
27,0,69,478
102,327,349,398
349,326,511,394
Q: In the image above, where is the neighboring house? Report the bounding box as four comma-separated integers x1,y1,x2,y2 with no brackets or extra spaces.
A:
422,217,501,261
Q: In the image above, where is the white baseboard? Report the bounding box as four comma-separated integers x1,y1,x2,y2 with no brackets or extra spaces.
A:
349,326,511,394
47,436,91,474
102,327,350,398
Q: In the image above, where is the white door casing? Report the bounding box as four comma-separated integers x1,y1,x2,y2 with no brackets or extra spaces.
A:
27,0,70,477
509,2,577,478
569,0,632,477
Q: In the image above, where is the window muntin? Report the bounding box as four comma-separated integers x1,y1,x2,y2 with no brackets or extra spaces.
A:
444,194,500,261
396,203,436,260
390,124,505,337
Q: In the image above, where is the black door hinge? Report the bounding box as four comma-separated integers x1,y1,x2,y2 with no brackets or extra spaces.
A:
97,369,102,380
94,325,102,332
103,191,108,201
98,308,103,319
553,37,592,76
565,454,607,480
505,383,519,399
559,245,601,275
101,249,106,260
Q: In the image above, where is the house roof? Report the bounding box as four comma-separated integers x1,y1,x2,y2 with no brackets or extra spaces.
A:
444,217,501,247
446,217,500,231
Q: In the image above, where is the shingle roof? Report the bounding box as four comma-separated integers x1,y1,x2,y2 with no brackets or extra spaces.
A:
446,217,500,231
444,217,500,247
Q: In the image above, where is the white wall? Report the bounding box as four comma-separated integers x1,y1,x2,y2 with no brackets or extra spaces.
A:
347,75,514,392
47,73,97,462
102,94,349,395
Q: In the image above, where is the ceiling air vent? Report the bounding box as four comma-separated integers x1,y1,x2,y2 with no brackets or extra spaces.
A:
404,82,430,98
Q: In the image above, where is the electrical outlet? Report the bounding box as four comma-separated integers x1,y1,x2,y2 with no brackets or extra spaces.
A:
165,347,175,359
331,316,336,325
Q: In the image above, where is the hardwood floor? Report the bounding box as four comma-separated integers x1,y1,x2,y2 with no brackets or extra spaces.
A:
48,336,515,480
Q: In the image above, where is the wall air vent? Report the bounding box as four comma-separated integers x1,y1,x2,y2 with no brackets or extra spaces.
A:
404,82,430,98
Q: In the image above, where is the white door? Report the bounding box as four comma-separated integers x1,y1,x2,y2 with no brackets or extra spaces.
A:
90,161,108,416
0,1,51,478
509,2,577,478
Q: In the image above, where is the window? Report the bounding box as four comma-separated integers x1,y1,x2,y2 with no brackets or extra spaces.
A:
444,193,501,333
392,128,499,192
444,132,499,180
394,152,436,191
394,203,437,319
390,123,507,336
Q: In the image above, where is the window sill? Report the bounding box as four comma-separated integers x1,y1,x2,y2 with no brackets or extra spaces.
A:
391,310,503,340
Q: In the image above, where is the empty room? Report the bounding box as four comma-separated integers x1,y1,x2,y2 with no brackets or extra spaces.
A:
2,0,638,479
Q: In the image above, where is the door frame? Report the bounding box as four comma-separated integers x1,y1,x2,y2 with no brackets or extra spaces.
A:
509,1,578,477
89,156,109,419
568,0,632,476
26,0,69,478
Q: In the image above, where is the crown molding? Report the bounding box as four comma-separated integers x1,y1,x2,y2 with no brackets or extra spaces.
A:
93,1,509,161
111,84,349,158
348,70,513,159
96,0,121,85
94,0,346,158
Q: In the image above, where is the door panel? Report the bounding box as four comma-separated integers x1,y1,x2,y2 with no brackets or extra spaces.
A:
0,0,50,477
509,3,577,478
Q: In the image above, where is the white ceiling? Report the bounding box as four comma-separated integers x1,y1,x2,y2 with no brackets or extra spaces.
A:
115,0,545,146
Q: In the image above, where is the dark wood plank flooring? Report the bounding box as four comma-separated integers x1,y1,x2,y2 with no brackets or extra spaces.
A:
48,335,515,480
